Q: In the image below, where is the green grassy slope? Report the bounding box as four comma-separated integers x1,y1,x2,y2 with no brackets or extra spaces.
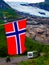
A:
0,25,49,57
18,54,49,65
0,25,7,57
0,8,21,24
0,0,21,24
26,37,49,53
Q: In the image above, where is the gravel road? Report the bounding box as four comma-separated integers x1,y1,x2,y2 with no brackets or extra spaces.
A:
0,56,28,65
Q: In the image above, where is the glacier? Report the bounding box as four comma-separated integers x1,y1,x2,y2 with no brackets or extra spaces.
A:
7,2,49,17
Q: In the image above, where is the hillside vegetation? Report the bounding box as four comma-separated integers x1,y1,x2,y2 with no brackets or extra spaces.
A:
0,25,49,57
0,8,21,24
18,54,49,65
0,0,21,24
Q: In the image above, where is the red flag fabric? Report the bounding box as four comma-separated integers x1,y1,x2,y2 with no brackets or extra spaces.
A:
4,19,26,55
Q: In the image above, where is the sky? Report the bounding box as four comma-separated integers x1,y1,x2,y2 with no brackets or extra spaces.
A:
4,0,44,3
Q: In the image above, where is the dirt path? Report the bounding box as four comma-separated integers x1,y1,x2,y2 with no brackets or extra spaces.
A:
0,56,28,65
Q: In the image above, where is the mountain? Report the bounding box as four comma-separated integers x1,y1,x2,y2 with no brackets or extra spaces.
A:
20,2,49,11
0,0,11,9
0,1,49,24
7,2,49,18
0,0,21,24
31,2,49,11
45,0,49,2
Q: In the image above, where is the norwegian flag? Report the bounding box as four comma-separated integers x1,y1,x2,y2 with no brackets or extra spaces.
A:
4,19,26,55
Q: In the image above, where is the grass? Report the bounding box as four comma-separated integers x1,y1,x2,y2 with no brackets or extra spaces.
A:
25,37,49,53
18,54,49,65
0,25,7,57
0,20,4,24
2,8,20,19
0,24,49,57
0,7,21,24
